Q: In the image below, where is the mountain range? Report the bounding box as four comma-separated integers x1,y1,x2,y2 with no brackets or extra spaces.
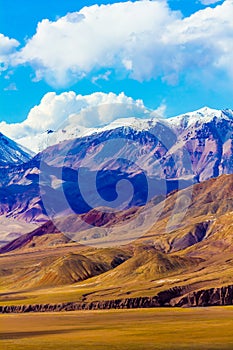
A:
0,107,232,227
0,106,233,310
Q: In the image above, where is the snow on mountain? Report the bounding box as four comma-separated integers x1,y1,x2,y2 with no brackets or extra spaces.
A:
15,106,233,153
0,106,233,225
34,105,233,180
168,107,233,129
0,132,32,166
2,105,233,165
17,116,167,153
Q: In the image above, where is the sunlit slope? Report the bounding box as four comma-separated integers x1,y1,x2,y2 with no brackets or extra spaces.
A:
0,174,232,305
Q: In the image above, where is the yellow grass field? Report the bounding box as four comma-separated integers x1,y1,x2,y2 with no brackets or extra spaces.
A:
1,307,233,350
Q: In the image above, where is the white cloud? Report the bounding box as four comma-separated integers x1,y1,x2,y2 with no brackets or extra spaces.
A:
10,0,233,87
91,70,111,85
199,0,221,5
0,34,19,72
171,0,233,78
12,1,180,86
0,91,165,142
0,34,19,56
4,82,18,91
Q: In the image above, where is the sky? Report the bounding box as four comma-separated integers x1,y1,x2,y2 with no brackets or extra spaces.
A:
0,0,232,139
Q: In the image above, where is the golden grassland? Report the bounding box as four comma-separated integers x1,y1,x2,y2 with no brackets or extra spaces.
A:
1,307,233,350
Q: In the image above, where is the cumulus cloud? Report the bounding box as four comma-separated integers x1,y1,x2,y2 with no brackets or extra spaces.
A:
171,0,233,78
10,0,233,87
0,34,19,72
12,1,180,86
0,91,164,141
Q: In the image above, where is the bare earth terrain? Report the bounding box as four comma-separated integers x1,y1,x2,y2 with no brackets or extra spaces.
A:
0,175,233,308
0,175,233,349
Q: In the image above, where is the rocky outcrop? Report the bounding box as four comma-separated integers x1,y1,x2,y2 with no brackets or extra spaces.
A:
1,285,232,313
171,221,211,252
0,297,160,314
171,285,233,307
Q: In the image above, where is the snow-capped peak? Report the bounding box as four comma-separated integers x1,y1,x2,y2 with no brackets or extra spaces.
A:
14,106,233,153
168,106,231,129
17,116,166,153
81,116,164,135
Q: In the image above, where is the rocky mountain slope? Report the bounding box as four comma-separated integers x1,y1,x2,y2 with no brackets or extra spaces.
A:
16,106,233,182
0,106,233,240
0,132,32,166
0,174,232,310
0,107,233,310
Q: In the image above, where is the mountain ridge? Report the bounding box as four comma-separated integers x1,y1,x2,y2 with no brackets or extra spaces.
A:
14,106,233,153
0,106,233,245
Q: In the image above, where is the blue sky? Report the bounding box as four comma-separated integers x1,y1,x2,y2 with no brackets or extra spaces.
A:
0,0,231,126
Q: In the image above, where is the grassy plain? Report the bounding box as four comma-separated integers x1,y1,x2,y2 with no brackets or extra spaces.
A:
1,307,233,350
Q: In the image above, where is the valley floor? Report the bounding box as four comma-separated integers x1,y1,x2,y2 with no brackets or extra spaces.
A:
1,307,233,350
